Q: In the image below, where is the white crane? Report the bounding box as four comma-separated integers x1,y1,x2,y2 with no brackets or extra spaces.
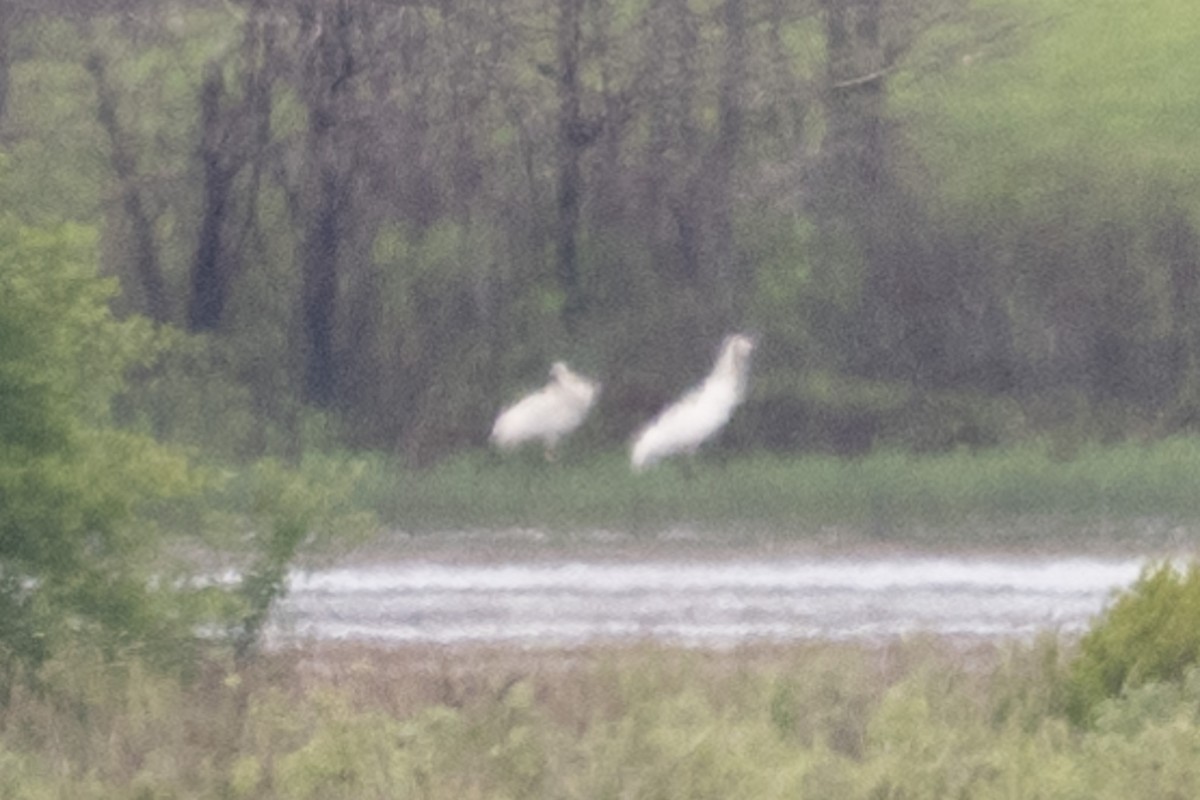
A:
490,361,600,459
631,333,755,471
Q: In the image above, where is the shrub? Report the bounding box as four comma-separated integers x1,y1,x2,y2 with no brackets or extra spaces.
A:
0,218,196,692
1066,561,1200,725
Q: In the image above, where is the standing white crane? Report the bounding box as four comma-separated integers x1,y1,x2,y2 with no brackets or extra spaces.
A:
631,333,755,471
490,361,600,460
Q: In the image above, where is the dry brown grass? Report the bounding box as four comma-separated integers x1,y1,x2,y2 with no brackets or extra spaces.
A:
278,637,1006,722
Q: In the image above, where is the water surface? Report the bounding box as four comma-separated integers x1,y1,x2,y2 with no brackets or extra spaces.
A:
274,554,1146,647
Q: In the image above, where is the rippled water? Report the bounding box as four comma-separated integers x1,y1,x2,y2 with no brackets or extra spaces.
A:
272,555,1146,647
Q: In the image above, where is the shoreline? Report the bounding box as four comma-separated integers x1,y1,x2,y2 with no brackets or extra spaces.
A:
320,516,1198,567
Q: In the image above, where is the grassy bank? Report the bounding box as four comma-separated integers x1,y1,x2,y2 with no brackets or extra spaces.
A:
315,438,1200,546
7,637,1200,799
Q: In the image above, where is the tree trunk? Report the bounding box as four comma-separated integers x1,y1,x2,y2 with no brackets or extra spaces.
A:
302,173,341,407
86,52,170,324
188,1,276,331
187,68,234,331
644,0,701,287
554,0,589,334
819,0,890,210
708,0,747,324
299,0,355,408
0,1,15,126
811,0,918,379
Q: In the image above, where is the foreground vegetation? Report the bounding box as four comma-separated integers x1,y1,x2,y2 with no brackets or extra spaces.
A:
3,564,1198,799
3,634,1200,799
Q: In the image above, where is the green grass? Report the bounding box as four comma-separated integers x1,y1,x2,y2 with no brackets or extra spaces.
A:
304,438,1200,545
896,0,1200,209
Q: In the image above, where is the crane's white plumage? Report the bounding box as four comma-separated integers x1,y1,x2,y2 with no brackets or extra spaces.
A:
631,334,755,471
490,361,599,457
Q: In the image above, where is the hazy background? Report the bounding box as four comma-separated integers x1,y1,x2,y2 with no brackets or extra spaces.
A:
5,0,1199,464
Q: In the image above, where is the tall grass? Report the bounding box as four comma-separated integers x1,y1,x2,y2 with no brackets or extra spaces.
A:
9,637,1200,799
318,438,1200,541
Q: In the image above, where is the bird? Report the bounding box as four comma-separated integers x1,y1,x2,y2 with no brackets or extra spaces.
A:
630,333,755,471
490,361,600,460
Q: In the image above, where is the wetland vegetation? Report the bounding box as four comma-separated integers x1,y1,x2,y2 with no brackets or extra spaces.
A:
6,0,1200,795
8,619,1200,800
300,442,1200,548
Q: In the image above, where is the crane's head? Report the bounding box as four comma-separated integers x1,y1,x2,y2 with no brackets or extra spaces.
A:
714,333,756,396
550,361,600,403
722,334,755,370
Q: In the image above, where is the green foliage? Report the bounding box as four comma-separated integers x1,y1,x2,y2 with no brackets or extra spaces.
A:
4,56,106,225
188,455,379,661
5,0,1199,458
0,215,197,688
1066,561,1200,725
363,220,518,454
0,221,159,422
120,328,314,461
1078,669,1200,798
274,692,411,799
5,0,1200,461
896,0,1200,209
17,638,1200,798
0,296,67,456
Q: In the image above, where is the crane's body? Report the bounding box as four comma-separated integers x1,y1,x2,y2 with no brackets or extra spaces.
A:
631,334,755,471
490,362,599,458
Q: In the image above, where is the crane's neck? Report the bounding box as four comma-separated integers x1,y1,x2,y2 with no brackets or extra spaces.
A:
708,340,750,400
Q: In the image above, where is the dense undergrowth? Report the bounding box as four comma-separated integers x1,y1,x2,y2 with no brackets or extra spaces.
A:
3,632,1200,799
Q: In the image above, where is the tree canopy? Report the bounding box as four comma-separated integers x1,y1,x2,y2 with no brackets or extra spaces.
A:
1,0,1197,461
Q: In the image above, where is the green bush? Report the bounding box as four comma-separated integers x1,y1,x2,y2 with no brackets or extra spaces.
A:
0,217,199,690
1066,561,1200,725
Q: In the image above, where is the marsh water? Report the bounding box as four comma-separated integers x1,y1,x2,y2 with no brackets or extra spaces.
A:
271,533,1154,648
